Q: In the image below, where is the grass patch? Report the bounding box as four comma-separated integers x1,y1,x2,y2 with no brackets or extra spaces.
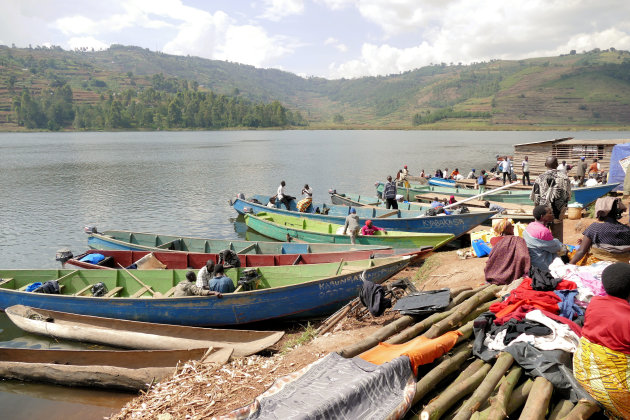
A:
280,322,316,354
413,254,439,288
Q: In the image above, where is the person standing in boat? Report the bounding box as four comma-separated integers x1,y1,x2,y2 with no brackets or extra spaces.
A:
500,157,511,185
296,184,313,212
476,170,488,194
209,264,235,293
401,165,410,187
196,260,215,289
521,156,531,186
175,271,223,297
277,181,295,210
576,156,588,186
383,176,398,209
342,208,360,244
530,157,571,241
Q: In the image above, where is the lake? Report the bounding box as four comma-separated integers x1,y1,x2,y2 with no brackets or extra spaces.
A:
0,129,628,418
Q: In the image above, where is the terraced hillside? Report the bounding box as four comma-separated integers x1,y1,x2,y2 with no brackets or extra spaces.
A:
1,44,629,130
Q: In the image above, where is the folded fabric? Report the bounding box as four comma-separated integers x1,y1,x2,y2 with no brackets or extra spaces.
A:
489,277,576,318
493,304,582,337
554,289,584,320
511,310,580,353
359,330,462,375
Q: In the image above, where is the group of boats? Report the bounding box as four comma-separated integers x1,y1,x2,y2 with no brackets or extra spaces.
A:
0,178,618,393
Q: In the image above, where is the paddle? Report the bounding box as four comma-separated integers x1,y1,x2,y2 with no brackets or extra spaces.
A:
377,210,399,219
442,181,520,210
117,263,163,298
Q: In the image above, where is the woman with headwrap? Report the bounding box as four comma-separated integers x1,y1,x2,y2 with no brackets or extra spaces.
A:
296,184,313,212
569,197,630,265
360,220,385,236
484,218,531,285
573,263,630,419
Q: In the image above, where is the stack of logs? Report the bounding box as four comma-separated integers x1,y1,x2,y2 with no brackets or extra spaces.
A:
333,284,601,420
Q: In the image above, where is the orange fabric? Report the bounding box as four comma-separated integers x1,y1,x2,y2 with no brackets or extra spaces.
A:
358,330,462,375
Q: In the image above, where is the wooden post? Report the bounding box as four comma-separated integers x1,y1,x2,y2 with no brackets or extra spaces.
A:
420,363,492,420
518,377,553,420
547,400,575,420
558,399,600,420
486,366,523,420
338,315,416,358
452,352,514,420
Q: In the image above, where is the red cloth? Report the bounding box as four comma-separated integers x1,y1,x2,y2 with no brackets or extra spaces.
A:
490,236,504,247
489,277,577,318
493,304,583,337
582,295,630,354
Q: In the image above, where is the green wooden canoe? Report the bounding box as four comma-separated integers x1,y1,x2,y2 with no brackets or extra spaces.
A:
244,212,454,249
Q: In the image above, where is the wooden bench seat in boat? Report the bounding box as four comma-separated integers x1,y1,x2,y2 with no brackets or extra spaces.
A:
73,284,94,296
104,286,123,298
130,286,150,298
0,278,14,288
163,286,177,297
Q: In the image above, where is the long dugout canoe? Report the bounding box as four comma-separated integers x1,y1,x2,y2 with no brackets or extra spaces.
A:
232,195,495,239
0,255,418,326
0,347,215,391
376,181,621,206
87,229,390,253
6,305,282,356
245,212,454,249
66,248,401,270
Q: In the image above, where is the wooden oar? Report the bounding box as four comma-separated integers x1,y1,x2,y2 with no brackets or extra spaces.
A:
117,263,163,298
443,181,520,210
56,270,79,283
377,210,399,219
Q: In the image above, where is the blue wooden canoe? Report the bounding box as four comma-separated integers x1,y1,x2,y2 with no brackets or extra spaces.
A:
232,195,495,239
376,182,621,206
428,178,456,187
0,255,420,327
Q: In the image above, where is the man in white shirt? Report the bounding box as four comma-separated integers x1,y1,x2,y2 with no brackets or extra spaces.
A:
196,260,215,289
277,180,294,210
501,157,511,185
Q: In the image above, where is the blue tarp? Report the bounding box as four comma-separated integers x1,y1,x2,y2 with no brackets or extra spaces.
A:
79,253,105,264
608,143,630,191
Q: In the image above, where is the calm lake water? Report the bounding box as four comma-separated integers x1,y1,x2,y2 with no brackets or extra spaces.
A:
0,129,628,417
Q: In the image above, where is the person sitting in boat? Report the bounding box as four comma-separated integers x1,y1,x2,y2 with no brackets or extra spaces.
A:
450,168,459,179
361,220,385,236
196,260,215,289
588,158,601,176
277,181,295,210
209,264,235,293
448,195,457,205
430,197,444,208
175,271,223,297
420,169,426,178
484,201,506,214
573,262,630,420
467,168,476,179
484,218,530,285
434,169,443,178
266,196,277,208
342,208,360,245
569,197,630,265
296,184,313,212
523,205,565,271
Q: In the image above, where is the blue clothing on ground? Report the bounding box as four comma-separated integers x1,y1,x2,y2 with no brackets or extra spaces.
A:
209,275,235,293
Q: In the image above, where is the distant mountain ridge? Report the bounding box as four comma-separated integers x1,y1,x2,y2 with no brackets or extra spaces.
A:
1,44,630,130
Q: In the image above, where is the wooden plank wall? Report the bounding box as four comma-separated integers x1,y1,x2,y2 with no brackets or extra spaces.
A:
513,143,615,178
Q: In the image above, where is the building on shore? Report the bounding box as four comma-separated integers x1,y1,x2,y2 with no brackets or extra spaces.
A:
512,137,630,178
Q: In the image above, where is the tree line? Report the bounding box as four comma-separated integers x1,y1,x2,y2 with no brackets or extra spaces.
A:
11,78,307,131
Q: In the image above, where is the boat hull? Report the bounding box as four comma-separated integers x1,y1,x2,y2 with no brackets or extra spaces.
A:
376,182,620,206
245,213,453,249
0,257,415,326
233,197,494,239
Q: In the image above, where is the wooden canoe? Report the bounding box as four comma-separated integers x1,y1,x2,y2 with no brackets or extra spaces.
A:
414,192,535,219
0,255,417,326
244,212,454,249
6,305,283,357
376,181,620,206
87,229,389,254
0,347,219,391
233,195,495,239
66,248,399,270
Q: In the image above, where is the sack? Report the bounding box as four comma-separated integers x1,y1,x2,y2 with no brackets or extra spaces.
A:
91,282,108,297
477,175,485,185
35,280,60,294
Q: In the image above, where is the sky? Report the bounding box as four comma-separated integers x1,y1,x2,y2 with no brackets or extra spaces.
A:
2,0,630,79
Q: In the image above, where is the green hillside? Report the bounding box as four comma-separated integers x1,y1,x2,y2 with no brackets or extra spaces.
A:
1,44,630,131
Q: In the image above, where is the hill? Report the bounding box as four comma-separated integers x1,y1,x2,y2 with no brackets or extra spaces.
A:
1,44,630,130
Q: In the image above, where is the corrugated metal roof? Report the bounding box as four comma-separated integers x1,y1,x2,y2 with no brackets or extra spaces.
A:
512,137,573,147
514,137,630,147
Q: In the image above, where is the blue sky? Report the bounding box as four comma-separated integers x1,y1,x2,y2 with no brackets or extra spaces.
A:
2,0,630,79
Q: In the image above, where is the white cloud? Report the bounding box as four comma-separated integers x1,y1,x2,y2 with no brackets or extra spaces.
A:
324,37,348,52
260,0,304,21
216,25,294,67
327,0,630,78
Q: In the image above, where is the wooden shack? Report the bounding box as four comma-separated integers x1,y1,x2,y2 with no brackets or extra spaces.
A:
512,137,630,178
